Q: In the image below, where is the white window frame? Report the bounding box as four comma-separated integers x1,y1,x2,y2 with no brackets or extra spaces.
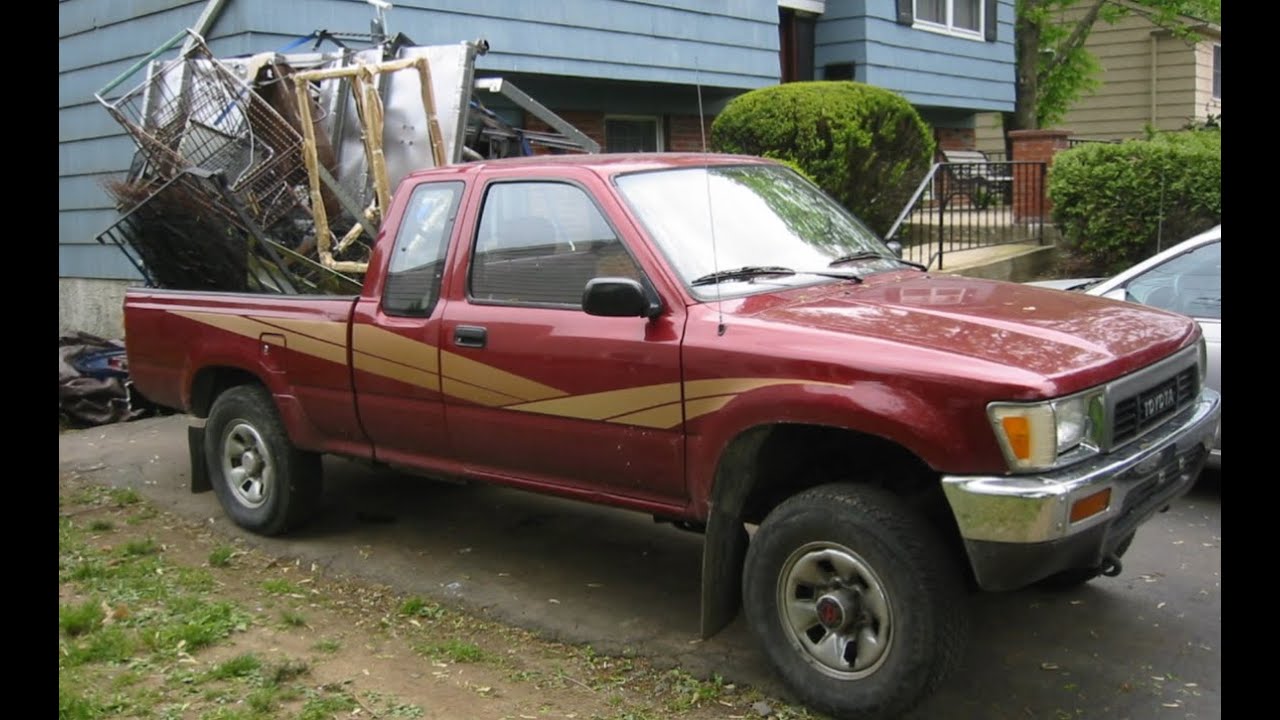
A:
604,115,664,153
913,0,984,41
1211,43,1221,99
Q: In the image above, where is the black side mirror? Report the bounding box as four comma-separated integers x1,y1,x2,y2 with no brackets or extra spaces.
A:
583,278,660,318
886,240,904,259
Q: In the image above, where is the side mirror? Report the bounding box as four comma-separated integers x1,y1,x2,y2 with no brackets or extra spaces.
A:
886,241,904,259
1102,287,1126,301
583,278,660,319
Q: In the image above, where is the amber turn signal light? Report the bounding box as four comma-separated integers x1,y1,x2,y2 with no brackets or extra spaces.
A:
1070,488,1112,523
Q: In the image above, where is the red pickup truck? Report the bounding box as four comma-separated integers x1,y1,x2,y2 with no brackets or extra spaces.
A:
124,153,1221,720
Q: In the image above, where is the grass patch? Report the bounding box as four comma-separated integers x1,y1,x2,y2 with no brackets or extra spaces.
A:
109,487,141,506
313,638,341,654
120,537,159,557
208,546,234,568
263,658,310,687
261,578,301,596
61,625,134,667
60,599,105,637
281,610,308,628
206,653,261,681
299,688,358,720
414,639,488,664
664,669,725,712
88,519,114,532
398,596,445,619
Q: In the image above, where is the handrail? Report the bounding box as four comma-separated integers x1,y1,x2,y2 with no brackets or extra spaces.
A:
885,162,941,242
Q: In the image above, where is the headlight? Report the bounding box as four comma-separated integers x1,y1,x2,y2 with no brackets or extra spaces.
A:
1198,336,1208,385
988,391,1104,472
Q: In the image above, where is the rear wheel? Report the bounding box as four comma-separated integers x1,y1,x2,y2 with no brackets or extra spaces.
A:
204,385,321,536
743,483,968,720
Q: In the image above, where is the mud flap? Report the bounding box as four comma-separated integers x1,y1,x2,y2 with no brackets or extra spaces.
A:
189,423,211,493
700,509,749,639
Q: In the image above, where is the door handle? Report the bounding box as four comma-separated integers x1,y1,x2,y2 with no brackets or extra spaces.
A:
454,325,488,349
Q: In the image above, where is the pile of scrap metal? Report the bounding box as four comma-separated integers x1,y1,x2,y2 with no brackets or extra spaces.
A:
93,22,598,294
59,333,163,428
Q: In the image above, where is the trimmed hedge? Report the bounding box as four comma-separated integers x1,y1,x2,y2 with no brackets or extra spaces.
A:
710,81,935,237
1049,130,1221,274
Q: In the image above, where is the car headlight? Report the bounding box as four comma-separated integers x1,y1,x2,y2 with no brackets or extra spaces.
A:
988,391,1104,472
1198,336,1208,385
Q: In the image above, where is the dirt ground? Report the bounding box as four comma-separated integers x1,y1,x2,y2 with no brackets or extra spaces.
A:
58,470,818,720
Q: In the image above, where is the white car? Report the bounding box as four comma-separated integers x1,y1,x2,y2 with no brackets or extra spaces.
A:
1028,225,1221,468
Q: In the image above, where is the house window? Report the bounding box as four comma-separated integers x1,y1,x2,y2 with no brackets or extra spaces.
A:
914,0,982,38
779,7,816,82
605,117,661,153
1212,44,1221,99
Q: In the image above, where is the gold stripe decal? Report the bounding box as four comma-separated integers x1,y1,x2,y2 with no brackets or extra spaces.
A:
506,383,682,420
352,324,438,373
441,351,566,403
253,316,349,347
353,353,439,391
167,311,846,427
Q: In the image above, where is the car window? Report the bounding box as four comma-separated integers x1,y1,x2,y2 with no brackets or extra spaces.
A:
1125,240,1220,319
469,181,642,307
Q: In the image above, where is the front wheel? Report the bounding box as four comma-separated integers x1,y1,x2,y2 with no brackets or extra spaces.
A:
204,385,321,536
743,484,969,720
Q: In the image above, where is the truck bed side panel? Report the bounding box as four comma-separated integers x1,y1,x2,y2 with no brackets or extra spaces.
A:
124,290,370,457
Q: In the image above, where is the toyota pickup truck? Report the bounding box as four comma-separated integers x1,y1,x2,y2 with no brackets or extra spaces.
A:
123,153,1221,720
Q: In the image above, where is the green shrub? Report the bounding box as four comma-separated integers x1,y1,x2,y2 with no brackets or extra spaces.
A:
710,81,935,236
1049,130,1220,274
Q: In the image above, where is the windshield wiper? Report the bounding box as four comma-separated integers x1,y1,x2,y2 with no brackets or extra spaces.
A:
829,251,927,272
691,266,796,286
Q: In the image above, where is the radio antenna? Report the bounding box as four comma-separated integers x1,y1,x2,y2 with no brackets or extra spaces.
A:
695,63,726,336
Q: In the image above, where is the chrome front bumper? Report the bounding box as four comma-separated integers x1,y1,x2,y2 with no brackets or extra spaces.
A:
941,387,1221,591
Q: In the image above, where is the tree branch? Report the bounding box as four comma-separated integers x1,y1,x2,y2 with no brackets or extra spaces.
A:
1041,0,1107,77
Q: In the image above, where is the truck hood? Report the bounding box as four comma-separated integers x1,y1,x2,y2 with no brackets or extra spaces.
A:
731,272,1198,387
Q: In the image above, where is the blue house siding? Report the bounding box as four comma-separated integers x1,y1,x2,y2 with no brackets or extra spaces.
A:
816,0,1015,113
59,0,240,280
232,0,780,90
59,0,782,281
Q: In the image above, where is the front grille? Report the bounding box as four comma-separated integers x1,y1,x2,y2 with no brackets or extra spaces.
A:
1113,367,1199,445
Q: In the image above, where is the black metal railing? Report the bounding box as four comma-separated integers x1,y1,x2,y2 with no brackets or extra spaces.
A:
885,160,1048,270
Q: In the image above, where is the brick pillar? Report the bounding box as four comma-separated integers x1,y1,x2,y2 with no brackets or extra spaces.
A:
1008,129,1070,222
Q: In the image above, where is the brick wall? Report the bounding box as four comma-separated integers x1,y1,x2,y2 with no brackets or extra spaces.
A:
934,127,976,152
666,114,715,151
521,111,716,153
1008,129,1071,221
523,111,607,155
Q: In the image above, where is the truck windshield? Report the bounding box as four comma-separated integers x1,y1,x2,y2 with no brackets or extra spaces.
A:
615,164,903,299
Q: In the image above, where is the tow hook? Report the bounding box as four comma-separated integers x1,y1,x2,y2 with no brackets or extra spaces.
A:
1100,554,1123,577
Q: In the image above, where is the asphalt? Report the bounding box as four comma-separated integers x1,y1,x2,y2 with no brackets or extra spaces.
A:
59,415,1222,720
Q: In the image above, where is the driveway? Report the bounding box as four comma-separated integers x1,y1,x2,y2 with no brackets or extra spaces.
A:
59,415,1221,719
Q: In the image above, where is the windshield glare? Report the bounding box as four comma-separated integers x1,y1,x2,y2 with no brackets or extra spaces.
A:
614,164,897,298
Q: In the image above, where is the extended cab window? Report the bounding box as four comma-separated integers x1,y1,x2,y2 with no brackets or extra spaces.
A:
383,182,462,316
470,181,641,307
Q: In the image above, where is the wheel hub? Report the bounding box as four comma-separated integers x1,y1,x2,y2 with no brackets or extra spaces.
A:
241,450,262,475
777,543,894,679
815,591,857,631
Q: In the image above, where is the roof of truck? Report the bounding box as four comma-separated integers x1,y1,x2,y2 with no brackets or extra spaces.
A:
401,152,775,181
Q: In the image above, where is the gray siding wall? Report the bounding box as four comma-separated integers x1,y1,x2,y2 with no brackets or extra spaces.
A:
816,0,1015,113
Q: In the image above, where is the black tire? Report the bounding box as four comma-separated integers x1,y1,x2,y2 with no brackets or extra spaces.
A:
1037,532,1136,590
204,385,321,536
743,483,969,720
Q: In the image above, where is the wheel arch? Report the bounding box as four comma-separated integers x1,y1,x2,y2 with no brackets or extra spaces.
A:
699,421,965,639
